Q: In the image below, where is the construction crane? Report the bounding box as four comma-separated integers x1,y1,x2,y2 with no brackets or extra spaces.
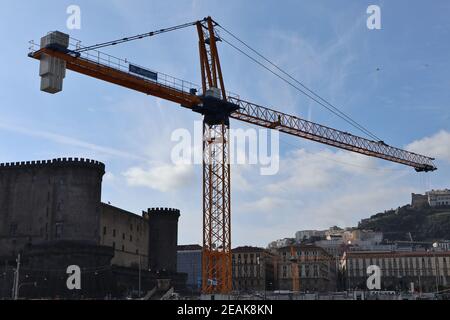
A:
28,17,436,295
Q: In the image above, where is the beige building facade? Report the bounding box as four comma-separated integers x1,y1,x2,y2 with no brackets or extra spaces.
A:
341,251,450,292
274,245,337,292
100,203,148,269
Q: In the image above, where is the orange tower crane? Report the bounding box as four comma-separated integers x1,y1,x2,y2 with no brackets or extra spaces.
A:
28,17,436,295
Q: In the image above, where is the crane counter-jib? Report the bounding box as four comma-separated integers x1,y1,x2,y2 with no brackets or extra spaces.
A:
29,47,202,108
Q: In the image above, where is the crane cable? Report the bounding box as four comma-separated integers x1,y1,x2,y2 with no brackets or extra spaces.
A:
215,23,383,142
74,19,203,53
73,18,382,142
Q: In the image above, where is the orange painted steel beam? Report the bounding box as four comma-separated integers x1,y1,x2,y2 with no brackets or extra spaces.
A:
30,48,201,108
198,17,233,295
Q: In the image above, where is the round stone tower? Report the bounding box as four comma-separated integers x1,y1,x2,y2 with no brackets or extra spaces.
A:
144,207,180,274
0,158,105,258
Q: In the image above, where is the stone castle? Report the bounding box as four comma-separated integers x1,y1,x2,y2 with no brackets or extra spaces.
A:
0,158,185,298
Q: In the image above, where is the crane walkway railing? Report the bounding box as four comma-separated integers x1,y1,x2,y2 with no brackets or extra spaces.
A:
29,36,240,102
29,37,202,97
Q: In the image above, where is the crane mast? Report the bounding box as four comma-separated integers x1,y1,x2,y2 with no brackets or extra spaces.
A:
28,16,436,295
194,18,237,294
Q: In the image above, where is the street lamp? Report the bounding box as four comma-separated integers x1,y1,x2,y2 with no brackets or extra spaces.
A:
433,242,439,294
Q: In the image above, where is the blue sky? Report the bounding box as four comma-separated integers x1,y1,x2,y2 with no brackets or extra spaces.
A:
1,1,449,247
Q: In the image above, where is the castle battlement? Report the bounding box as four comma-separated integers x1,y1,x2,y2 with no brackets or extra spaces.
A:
143,207,181,216
0,158,105,172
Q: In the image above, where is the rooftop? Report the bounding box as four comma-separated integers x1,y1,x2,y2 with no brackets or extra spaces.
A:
177,244,202,251
232,246,266,253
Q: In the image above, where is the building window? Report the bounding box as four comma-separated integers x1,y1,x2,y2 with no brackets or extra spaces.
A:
103,226,107,235
130,235,133,242
9,223,18,236
122,245,125,251
113,229,116,237
136,249,139,255
113,242,116,250
130,224,133,231
123,233,125,240
55,222,63,239
314,265,319,277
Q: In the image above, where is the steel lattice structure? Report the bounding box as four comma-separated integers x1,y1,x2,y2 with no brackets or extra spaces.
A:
229,97,436,172
202,123,232,293
196,18,234,293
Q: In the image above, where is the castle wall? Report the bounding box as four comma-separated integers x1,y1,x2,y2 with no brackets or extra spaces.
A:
100,203,149,268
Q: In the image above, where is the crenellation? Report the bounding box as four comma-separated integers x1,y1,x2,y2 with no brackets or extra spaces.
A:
146,207,181,216
0,158,106,172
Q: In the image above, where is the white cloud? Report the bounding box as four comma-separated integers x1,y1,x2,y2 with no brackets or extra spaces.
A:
231,165,251,191
306,184,413,228
266,148,382,194
123,163,195,192
103,172,116,182
242,196,286,212
406,130,450,163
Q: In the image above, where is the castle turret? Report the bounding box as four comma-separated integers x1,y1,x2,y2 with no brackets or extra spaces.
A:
0,158,105,258
144,207,180,273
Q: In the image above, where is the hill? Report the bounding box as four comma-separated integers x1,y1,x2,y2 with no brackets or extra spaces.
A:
358,205,450,242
